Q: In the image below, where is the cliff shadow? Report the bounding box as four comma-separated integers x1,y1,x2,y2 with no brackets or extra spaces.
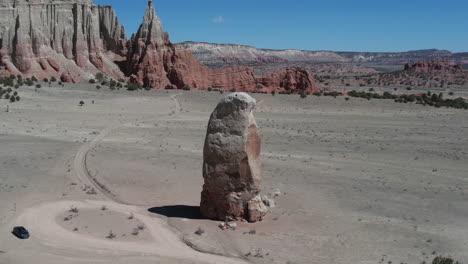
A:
114,59,127,74
147,205,204,220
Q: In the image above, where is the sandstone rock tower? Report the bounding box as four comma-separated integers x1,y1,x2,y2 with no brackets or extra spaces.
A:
126,0,210,89
201,92,267,223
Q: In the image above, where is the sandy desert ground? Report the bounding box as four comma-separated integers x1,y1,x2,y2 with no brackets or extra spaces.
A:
0,83,467,264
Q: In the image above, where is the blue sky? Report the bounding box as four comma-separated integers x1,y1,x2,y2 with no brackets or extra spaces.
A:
94,0,468,52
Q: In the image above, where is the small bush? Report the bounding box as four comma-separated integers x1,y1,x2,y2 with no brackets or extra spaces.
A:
43,78,49,82
207,87,212,92
95,73,104,82
106,230,116,239
194,227,205,236
182,85,191,91
126,83,141,91
271,91,276,96
96,85,101,89
79,101,85,106
300,92,307,99
50,77,57,82
229,88,236,93
89,79,96,84
69,206,79,213
36,84,41,89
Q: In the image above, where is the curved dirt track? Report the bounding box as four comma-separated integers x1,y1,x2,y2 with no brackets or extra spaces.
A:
19,93,248,264
73,93,182,202
17,200,246,264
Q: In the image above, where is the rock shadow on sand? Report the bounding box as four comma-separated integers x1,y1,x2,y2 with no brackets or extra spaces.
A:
148,205,204,220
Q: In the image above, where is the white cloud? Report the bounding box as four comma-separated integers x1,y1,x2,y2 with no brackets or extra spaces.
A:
212,15,225,24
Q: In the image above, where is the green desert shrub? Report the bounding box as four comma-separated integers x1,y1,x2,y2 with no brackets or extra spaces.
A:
432,256,461,264
126,83,141,91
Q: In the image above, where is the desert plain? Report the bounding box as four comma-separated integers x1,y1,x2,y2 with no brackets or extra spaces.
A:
0,83,467,264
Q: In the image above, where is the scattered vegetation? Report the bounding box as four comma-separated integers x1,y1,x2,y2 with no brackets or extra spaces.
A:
0,76,38,103
432,256,461,264
347,90,468,109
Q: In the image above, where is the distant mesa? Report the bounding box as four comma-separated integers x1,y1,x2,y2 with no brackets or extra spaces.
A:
0,0,318,94
404,59,463,74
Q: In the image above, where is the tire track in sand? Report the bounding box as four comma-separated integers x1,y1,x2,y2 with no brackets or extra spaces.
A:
18,93,248,264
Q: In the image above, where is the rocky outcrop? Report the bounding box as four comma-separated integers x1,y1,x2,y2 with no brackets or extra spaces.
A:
0,0,127,80
404,59,463,74
200,93,266,222
60,72,78,83
208,66,257,91
257,67,320,93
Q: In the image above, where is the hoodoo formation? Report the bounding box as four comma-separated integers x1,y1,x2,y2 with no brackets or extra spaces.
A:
0,0,318,93
201,93,269,223
0,0,127,80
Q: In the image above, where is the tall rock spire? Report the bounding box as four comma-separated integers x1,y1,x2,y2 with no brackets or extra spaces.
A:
133,0,165,43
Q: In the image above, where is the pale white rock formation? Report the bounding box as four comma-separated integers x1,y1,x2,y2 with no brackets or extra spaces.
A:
200,92,267,223
0,0,126,80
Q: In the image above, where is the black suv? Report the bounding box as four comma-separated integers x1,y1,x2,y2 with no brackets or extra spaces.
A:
12,226,29,239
